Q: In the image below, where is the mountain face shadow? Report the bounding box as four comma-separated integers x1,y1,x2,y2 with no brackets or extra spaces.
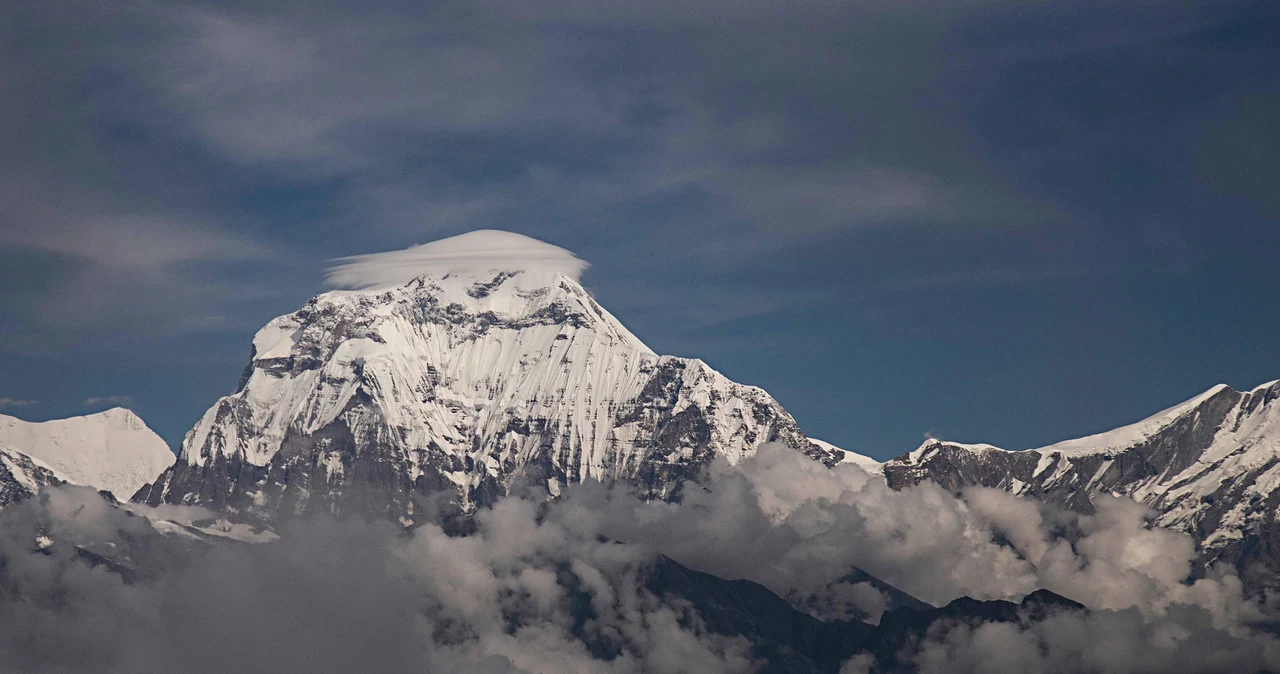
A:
643,555,1083,674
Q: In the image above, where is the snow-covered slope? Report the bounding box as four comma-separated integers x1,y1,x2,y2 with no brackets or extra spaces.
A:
883,380,1280,582
0,408,175,500
812,438,883,475
136,231,839,523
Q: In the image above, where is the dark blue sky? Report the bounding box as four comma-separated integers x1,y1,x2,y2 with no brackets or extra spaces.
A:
1,0,1277,459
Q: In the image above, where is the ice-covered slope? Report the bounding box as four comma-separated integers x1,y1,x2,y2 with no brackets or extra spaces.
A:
0,408,175,499
136,231,839,523
883,380,1280,582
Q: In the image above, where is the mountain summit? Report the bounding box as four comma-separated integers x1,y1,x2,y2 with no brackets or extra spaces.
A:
135,231,848,523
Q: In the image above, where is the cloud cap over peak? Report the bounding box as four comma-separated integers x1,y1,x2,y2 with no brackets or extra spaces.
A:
325,229,590,289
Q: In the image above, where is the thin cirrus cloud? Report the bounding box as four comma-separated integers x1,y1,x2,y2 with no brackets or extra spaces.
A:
142,1,1040,242
0,398,38,409
82,396,134,407
0,197,280,344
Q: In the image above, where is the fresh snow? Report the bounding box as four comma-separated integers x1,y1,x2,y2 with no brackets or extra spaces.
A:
905,438,1006,464
1034,384,1232,456
0,408,175,499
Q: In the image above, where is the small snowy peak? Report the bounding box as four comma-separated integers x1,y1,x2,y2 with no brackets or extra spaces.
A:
326,230,589,290
813,438,883,474
0,409,175,500
1034,383,1234,457
905,438,1006,464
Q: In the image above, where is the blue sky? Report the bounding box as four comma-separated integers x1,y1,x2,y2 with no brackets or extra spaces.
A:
1,0,1277,459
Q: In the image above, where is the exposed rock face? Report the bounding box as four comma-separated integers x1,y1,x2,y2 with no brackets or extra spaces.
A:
0,445,65,507
883,381,1280,584
135,265,843,525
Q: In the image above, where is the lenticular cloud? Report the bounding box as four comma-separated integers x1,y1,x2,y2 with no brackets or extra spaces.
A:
326,230,590,289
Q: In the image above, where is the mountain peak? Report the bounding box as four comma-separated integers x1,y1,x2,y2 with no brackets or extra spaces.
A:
141,233,837,522
326,230,589,290
0,409,174,499
906,438,1005,463
94,406,146,427
1033,382,1237,457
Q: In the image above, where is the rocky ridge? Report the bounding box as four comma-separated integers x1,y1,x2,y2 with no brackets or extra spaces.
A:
882,380,1280,583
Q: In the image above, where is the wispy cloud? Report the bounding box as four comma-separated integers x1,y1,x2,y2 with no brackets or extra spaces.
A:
0,398,38,409
83,395,134,407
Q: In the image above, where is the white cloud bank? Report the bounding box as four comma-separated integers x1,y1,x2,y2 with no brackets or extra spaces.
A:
1,446,1278,673
326,230,590,289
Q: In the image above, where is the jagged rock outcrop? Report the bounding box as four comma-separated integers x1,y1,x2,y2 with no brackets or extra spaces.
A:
0,445,65,507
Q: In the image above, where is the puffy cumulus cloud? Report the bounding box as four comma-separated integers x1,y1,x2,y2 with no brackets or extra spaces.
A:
1,448,1279,673
555,445,1271,628
911,606,1280,674
0,486,753,674
326,230,589,289
555,447,1035,609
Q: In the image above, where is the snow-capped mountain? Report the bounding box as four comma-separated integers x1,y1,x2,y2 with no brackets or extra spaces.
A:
882,380,1280,582
135,231,847,524
0,408,175,500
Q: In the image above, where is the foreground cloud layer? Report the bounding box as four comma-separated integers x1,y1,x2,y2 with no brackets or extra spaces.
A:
0,447,1276,673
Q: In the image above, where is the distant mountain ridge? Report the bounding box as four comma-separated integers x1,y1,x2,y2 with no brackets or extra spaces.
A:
882,380,1280,584
0,408,174,502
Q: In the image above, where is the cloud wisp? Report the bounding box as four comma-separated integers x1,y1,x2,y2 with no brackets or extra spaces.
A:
82,396,135,408
326,230,590,289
